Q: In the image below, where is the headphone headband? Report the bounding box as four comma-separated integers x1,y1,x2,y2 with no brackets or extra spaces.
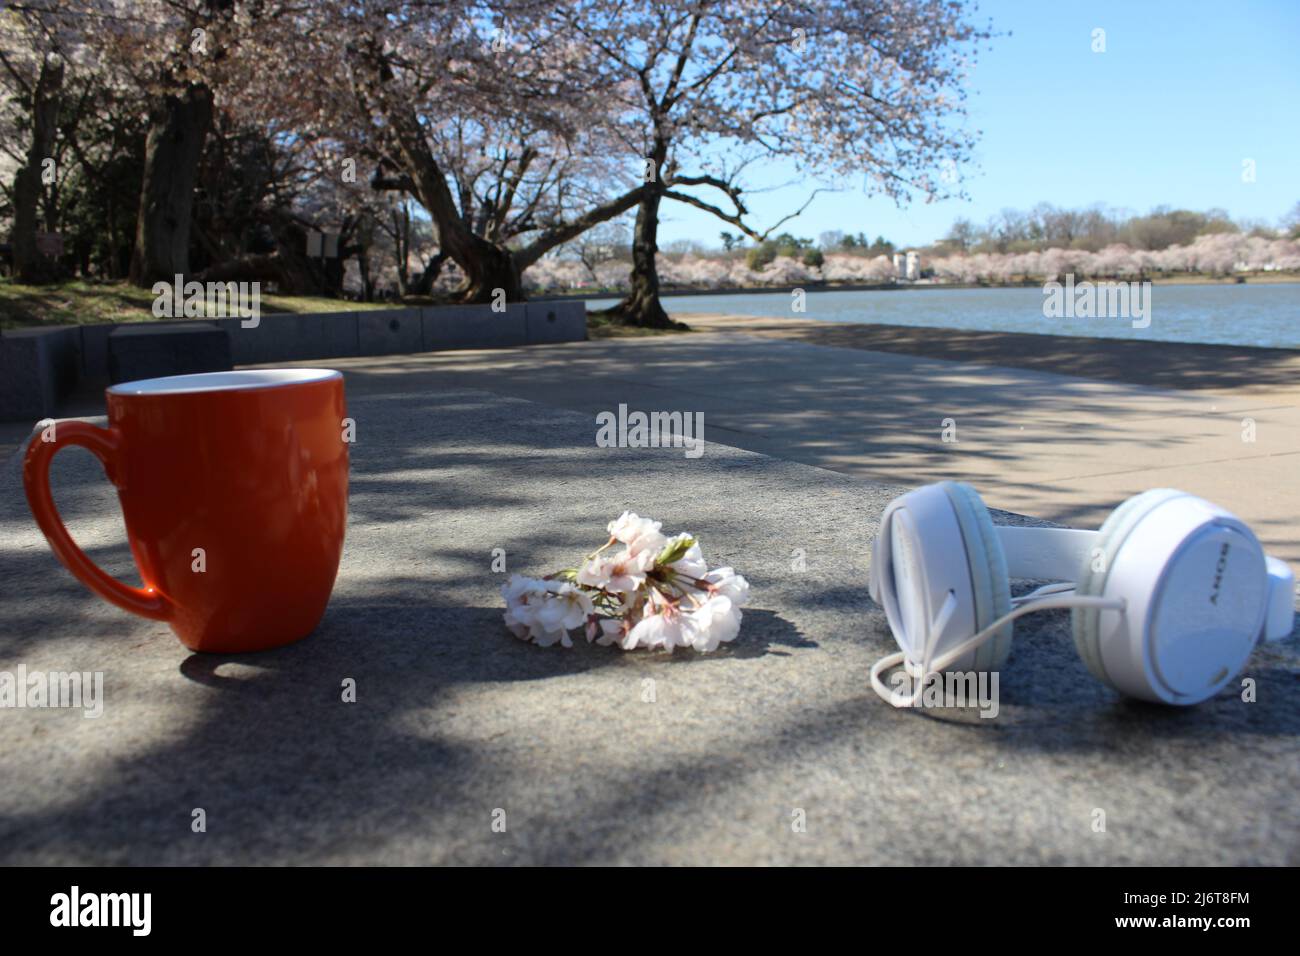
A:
1265,556,1296,642
996,526,1098,581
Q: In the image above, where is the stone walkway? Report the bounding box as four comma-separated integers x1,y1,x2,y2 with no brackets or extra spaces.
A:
294,324,1300,565
3,388,1296,864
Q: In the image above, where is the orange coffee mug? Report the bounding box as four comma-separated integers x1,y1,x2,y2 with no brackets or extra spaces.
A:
23,369,349,653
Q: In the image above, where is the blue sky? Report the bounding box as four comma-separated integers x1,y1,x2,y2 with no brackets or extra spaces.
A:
658,0,1300,248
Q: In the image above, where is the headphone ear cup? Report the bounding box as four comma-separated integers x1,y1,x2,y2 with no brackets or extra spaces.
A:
941,482,1013,670
1072,489,1185,686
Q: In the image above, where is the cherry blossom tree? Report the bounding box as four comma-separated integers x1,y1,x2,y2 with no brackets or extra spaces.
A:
277,0,651,303
521,0,992,326
924,232,1300,284
5,1,352,287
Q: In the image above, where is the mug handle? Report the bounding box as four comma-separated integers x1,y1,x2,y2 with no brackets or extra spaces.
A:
23,420,171,620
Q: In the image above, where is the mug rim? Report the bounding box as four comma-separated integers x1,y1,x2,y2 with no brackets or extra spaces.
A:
108,368,342,396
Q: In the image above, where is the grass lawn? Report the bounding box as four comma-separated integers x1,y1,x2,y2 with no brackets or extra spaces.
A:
0,278,395,330
586,310,688,338
0,278,687,337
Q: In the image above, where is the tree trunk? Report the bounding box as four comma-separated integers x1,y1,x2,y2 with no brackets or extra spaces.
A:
408,252,448,296
392,205,409,295
453,237,521,303
358,250,373,302
404,155,521,303
128,81,214,287
10,57,64,284
607,140,680,329
380,99,522,304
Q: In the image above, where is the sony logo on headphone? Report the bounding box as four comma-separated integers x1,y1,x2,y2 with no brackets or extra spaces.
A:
1209,543,1230,605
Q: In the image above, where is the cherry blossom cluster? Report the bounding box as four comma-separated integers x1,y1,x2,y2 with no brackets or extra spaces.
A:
930,233,1300,283
502,512,750,652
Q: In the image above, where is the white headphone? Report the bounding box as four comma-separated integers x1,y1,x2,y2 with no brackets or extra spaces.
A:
868,482,1295,707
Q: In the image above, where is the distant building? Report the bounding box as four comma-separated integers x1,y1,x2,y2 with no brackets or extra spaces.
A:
894,251,920,281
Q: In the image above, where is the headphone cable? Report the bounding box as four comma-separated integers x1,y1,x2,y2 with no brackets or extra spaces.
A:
871,592,1127,708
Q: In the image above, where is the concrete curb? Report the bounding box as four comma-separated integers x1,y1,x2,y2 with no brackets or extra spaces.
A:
0,301,587,422
108,322,233,384
0,325,81,421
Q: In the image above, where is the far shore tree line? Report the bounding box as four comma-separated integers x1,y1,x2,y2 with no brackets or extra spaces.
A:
0,0,992,327
522,201,1300,292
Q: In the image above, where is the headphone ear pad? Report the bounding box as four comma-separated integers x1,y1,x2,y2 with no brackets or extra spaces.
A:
941,482,1013,670
1072,489,1185,685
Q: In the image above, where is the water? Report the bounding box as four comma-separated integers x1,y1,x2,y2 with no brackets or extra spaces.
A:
587,282,1300,349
